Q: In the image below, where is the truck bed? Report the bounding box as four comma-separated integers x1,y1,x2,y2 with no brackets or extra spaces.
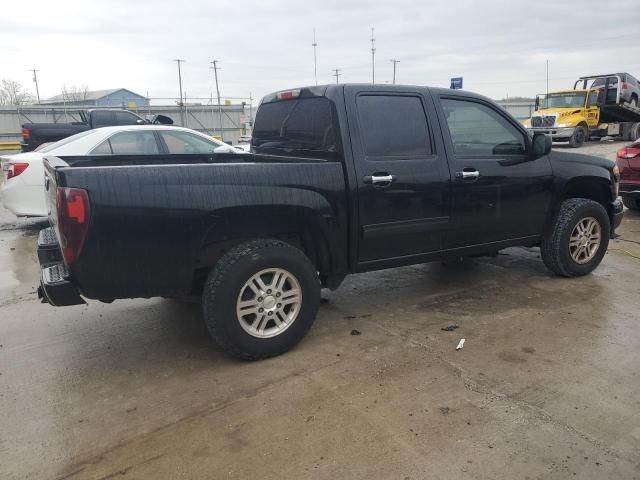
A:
44,153,349,300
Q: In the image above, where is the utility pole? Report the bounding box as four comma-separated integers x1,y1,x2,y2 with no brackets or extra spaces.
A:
249,92,253,132
546,59,549,107
173,59,185,125
370,27,376,84
29,69,41,104
211,60,224,140
312,28,318,86
332,69,342,84
390,59,400,84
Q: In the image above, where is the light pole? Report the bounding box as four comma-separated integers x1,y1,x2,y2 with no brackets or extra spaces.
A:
29,69,41,104
312,29,318,86
370,27,376,84
390,59,400,84
173,59,185,125
211,60,224,140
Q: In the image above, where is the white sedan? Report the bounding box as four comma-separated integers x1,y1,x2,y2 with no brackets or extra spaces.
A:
0,126,243,217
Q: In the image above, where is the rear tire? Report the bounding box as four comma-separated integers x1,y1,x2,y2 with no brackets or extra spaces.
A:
202,239,320,360
569,125,587,148
541,198,610,277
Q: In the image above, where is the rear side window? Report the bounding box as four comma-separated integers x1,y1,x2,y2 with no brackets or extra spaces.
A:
91,131,160,155
160,131,217,154
356,95,431,157
441,99,526,156
252,97,338,159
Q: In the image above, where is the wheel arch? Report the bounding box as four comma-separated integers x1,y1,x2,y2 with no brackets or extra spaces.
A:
190,205,341,293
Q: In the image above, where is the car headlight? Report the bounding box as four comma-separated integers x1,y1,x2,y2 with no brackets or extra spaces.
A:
557,123,568,128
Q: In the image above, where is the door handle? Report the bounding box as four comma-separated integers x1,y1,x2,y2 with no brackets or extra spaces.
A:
455,169,480,182
364,174,395,186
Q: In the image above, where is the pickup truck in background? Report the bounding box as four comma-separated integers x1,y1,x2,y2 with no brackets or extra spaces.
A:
37,84,624,360
21,109,173,152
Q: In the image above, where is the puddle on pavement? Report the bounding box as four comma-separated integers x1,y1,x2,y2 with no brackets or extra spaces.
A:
0,223,43,300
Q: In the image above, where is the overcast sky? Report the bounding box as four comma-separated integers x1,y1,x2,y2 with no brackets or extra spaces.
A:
2,0,639,105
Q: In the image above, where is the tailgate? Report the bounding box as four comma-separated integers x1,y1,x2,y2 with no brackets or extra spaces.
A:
43,155,69,226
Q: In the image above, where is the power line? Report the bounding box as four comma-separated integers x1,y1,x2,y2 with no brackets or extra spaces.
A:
211,60,224,140
370,27,376,84
29,69,41,104
312,28,318,86
390,59,400,84
173,59,185,125
332,68,342,84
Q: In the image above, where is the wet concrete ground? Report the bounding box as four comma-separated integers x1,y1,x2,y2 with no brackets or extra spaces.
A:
1,142,640,479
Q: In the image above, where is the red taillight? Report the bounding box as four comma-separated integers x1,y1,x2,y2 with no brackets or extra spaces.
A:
617,147,640,159
22,127,30,141
6,162,29,179
56,187,91,264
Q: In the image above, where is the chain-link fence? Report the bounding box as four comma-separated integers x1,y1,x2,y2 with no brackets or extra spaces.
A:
0,99,253,145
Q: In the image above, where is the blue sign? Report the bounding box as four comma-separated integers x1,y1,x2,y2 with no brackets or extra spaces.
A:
450,77,463,90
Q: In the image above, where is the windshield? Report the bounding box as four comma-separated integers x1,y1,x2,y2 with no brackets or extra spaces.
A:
39,129,96,153
540,92,586,109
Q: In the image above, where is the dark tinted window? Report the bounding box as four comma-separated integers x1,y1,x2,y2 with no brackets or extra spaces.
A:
252,97,337,159
91,111,114,128
356,95,431,157
441,99,526,156
114,111,141,125
91,131,159,155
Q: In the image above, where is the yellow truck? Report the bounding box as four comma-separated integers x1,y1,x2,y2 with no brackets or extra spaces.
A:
524,74,640,147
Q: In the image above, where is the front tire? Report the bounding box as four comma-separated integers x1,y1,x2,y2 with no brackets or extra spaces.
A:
569,125,586,148
541,198,610,277
202,239,320,360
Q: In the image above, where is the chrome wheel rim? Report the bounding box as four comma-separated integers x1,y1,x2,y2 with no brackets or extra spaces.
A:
236,268,302,338
569,217,601,264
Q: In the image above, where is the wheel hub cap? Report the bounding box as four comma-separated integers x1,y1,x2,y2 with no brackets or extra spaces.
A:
236,268,302,338
569,217,601,264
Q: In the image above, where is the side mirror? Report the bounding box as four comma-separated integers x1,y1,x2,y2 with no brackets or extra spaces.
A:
214,145,233,154
531,133,552,159
136,119,145,124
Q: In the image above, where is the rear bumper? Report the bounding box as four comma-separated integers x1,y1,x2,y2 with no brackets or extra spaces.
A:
620,188,640,201
37,227,84,306
611,196,624,235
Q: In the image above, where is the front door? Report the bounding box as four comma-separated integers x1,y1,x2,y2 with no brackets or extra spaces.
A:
585,90,600,128
345,86,451,264
434,95,554,249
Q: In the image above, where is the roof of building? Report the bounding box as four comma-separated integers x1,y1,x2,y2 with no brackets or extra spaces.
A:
42,88,147,104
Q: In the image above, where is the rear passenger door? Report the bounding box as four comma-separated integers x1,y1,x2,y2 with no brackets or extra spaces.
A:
434,95,554,248
345,86,451,264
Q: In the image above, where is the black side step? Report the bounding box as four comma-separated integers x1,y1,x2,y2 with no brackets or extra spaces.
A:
37,227,62,267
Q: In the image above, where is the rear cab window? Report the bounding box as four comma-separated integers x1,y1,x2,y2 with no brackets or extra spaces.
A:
252,94,340,159
355,94,432,157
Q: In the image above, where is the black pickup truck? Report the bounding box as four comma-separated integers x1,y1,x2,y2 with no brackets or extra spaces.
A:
37,84,624,360
21,109,172,152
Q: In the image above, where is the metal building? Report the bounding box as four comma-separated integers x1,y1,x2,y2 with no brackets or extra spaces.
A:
41,88,150,108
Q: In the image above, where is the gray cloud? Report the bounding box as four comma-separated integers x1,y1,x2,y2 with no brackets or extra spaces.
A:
1,0,638,104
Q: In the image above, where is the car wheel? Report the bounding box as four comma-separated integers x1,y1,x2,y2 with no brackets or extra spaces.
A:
569,125,586,148
541,198,610,277
202,239,320,360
